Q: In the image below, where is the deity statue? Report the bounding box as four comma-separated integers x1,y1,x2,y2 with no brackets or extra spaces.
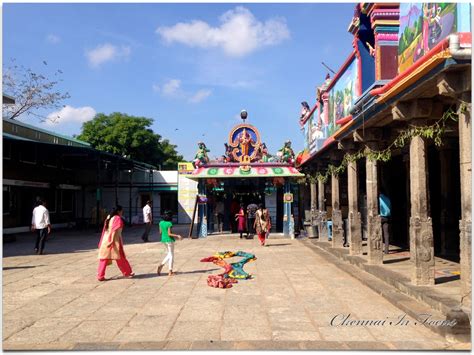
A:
257,142,270,162
193,141,210,168
224,143,234,162
278,140,295,165
299,101,311,128
238,128,251,157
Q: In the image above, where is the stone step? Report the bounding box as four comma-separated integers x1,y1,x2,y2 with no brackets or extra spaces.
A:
302,238,471,342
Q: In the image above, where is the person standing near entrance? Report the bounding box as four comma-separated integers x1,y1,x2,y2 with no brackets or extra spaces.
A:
141,200,153,242
215,199,225,233
230,199,240,233
254,204,271,246
31,199,51,255
246,202,258,238
97,205,134,281
157,211,183,276
379,193,392,254
235,203,247,239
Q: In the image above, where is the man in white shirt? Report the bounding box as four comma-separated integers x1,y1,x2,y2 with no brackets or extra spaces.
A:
141,200,153,242
31,200,51,255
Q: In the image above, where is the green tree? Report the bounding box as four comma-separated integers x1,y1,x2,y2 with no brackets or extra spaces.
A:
77,112,183,169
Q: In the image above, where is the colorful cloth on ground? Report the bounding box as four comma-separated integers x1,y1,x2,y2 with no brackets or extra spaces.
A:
98,215,125,260
207,275,238,288
200,251,257,288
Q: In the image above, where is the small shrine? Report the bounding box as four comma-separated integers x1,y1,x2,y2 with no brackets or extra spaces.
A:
187,111,304,238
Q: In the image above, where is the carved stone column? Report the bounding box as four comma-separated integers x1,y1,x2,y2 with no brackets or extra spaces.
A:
458,94,471,306
348,159,362,255
366,152,383,265
310,181,317,220
409,132,434,286
331,172,344,248
317,178,328,241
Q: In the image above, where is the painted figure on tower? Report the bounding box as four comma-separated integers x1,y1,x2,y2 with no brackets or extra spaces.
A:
193,141,210,168
227,123,261,163
278,140,295,165
237,128,252,157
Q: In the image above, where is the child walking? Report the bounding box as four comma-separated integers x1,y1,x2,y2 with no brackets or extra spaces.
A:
157,211,183,276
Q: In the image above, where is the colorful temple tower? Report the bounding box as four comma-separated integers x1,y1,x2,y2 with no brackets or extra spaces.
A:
188,114,303,238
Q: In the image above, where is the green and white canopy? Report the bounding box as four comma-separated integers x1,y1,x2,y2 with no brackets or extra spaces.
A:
187,165,304,179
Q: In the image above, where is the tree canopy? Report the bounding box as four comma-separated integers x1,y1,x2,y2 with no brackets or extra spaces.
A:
76,112,183,170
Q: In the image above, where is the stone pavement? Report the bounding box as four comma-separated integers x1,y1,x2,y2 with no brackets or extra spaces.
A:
2,226,470,350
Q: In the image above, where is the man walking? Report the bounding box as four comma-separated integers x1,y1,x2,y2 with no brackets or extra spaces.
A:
379,193,392,254
141,200,153,242
215,199,225,233
246,202,258,238
31,200,51,255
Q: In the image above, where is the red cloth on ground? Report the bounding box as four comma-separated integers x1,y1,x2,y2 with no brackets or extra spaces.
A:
207,275,238,288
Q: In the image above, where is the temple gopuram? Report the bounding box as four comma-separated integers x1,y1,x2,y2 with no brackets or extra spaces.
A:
297,2,471,336
186,111,304,238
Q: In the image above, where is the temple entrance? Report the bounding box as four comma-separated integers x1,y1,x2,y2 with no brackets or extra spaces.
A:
206,177,284,234
187,115,304,238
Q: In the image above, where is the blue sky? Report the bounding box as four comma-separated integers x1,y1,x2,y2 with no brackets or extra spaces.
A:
3,3,356,162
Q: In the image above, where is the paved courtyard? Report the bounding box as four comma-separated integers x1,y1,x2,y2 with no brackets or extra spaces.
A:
2,226,467,350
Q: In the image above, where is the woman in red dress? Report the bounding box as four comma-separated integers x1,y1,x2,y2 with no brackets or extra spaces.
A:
254,204,271,246
97,205,134,281
235,203,247,239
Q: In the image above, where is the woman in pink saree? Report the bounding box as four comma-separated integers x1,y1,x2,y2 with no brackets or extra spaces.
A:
97,205,134,281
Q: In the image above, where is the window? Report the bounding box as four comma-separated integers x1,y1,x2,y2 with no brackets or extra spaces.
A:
53,137,59,144
160,192,178,215
3,141,11,160
3,186,10,214
61,190,74,212
19,148,36,164
44,189,57,213
43,152,58,168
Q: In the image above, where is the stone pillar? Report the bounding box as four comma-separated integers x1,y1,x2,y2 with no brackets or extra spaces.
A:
317,178,328,241
366,153,383,264
409,134,434,285
331,172,344,247
310,181,318,238
348,159,362,255
310,181,317,219
458,95,471,305
198,180,208,238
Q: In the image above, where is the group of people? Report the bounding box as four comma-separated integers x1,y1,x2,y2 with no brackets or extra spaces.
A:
235,203,271,246
97,202,183,281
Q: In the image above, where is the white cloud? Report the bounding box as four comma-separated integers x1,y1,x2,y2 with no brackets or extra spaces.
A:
188,89,212,103
156,6,290,57
46,34,61,44
162,79,181,96
154,79,211,103
46,105,96,125
85,43,131,68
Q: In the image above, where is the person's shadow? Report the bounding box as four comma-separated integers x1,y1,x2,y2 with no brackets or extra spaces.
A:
128,268,220,279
